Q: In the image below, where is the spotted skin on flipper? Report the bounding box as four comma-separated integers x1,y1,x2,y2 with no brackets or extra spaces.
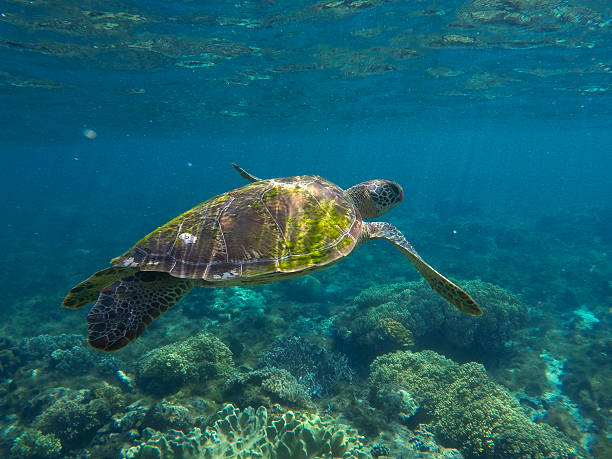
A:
62,267,137,309
365,221,482,316
86,271,194,351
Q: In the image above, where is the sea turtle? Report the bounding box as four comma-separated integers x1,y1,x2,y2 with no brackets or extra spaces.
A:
63,164,482,351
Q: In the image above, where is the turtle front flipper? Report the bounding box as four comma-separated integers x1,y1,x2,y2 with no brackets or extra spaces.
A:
86,271,194,351
365,222,482,316
63,267,137,309
232,163,261,182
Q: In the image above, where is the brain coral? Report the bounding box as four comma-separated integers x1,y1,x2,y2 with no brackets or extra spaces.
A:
135,333,235,395
369,350,581,458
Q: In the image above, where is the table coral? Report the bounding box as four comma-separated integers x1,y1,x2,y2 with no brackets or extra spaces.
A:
370,350,581,458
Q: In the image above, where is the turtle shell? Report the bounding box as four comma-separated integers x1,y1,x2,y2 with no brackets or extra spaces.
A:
112,175,362,284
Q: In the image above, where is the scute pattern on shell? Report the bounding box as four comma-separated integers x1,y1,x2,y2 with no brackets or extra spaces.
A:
112,175,361,283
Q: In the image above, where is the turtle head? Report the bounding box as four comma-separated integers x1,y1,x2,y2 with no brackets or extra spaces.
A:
346,179,403,219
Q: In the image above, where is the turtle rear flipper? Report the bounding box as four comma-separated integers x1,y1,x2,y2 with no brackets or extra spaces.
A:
63,267,137,309
366,222,482,316
86,271,194,351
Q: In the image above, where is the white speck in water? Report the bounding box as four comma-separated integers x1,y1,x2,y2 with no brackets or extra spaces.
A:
187,161,193,167
83,128,97,139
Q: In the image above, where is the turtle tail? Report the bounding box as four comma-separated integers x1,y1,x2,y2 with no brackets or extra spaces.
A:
86,271,194,351
63,267,137,309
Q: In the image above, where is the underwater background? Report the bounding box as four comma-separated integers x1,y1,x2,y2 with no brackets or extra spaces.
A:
1,0,611,458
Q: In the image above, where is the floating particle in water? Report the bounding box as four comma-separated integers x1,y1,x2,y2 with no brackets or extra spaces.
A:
187,161,193,167
83,128,97,139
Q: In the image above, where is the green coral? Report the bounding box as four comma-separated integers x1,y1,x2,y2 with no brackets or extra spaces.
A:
338,279,528,360
370,350,580,458
135,333,235,395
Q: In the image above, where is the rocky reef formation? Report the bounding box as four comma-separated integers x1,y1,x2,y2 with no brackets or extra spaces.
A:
370,350,581,458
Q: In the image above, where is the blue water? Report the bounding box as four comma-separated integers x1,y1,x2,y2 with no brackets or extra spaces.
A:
1,1,611,457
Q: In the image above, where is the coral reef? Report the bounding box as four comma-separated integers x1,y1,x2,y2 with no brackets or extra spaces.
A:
278,275,328,303
367,424,465,458
33,385,125,451
0,382,126,457
122,403,367,458
554,324,611,456
225,367,313,409
146,400,194,432
0,338,22,379
211,286,269,318
370,350,581,458
372,387,419,424
336,279,528,362
19,333,120,376
8,428,62,458
259,336,353,397
20,334,88,359
122,427,203,458
135,332,235,395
